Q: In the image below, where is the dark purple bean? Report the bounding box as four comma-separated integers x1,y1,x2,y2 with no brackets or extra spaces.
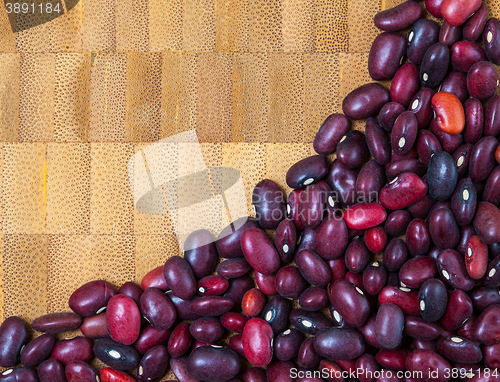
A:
374,0,422,32
428,246,441,261
137,345,169,382
451,178,477,227
467,61,500,101
379,172,428,210
217,258,251,279
171,356,199,382
419,279,448,322
254,271,277,296
38,359,66,382
429,208,460,250
80,312,109,339
329,279,370,328
216,217,259,259
456,225,476,257
286,155,329,189
407,19,440,65
485,95,500,137
183,229,217,279
337,130,368,169
65,361,98,382
405,218,430,257
483,342,500,369
314,328,365,360
406,350,451,382
404,317,440,340
267,360,295,382
391,63,419,108
190,296,234,316
52,337,93,366
417,131,442,168
327,159,358,208
118,282,143,305
275,218,297,263
413,339,438,352
375,303,404,350
440,20,462,47
464,2,488,41
20,334,55,367
399,256,436,289
431,119,464,153
275,266,307,299
186,346,240,382
357,354,380,382
378,102,404,132
223,275,254,309
169,295,201,321
484,18,500,65
0,316,28,368
437,249,475,291
345,238,370,274
245,367,267,382
376,350,410,371
384,211,410,237
298,337,321,368
317,180,339,216
139,287,176,330
252,179,286,229
68,280,116,317
299,183,326,228
356,160,385,202
261,295,290,335
296,227,317,254
464,98,484,144
451,41,487,73
420,42,450,88
440,70,469,103
485,255,500,288
473,202,500,244
313,113,350,155
471,288,500,312
299,287,329,312
386,159,426,181
274,329,303,361
383,238,408,272
490,242,500,259
189,317,224,343
391,111,418,155
241,228,280,275
315,216,349,260
141,266,169,292
168,322,193,358
342,83,391,120
296,249,331,287
0,367,38,382
473,305,500,345
164,256,197,301
427,151,458,202
94,338,140,370
440,289,473,332
453,143,473,180
363,261,387,296
133,324,172,355
289,309,332,335
368,32,406,81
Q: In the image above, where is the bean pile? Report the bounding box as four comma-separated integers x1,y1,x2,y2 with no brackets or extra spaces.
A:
3,0,500,381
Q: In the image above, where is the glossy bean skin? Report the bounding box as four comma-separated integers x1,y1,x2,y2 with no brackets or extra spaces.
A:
118,282,143,306
407,19,440,65
342,83,391,120
345,238,370,273
139,288,176,331
38,359,66,382
220,312,247,334
466,235,488,280
425,0,444,18
483,343,500,369
20,333,55,367
286,155,329,190
169,295,201,322
375,303,404,350
296,249,331,287
451,178,477,227
379,172,428,210
406,350,452,382
254,271,277,297
216,217,259,259
299,183,327,228
141,266,169,292
167,323,192,358
356,354,379,382
471,288,500,312
327,159,358,208
275,266,307,299
222,276,253,311
289,309,333,335
190,296,234,317
252,179,286,229
245,367,267,382
437,249,474,291
383,239,408,272
386,159,426,181
267,360,295,382
368,32,406,81
69,280,116,317
100,368,136,382
216,259,251,279
485,96,500,138
183,229,218,279
337,130,368,169
399,256,436,289
440,289,473,332
170,356,199,382
438,336,482,364
463,98,484,144
329,279,370,328
456,225,476,258
451,42,487,73
0,316,28,368
313,113,350,155
65,361,99,382
473,202,500,245
485,255,500,288
189,317,224,343
384,210,410,237
364,226,387,254
52,337,93,366
406,219,431,258
356,160,385,202
440,21,462,47
299,287,329,312
32,313,82,334
464,2,489,41
134,324,172,355
473,305,500,345
427,151,459,202
343,203,387,231
374,1,422,32
275,219,297,264
186,346,240,382
242,318,274,367
241,228,280,275
412,339,437,353
359,315,380,348
363,261,387,296
274,329,303,361
442,0,482,26
404,317,440,340
431,119,464,154
469,137,499,183
197,275,229,297
467,61,500,101
391,63,420,108
376,350,410,371
298,337,321,368
313,328,365,361
241,289,266,318
80,312,109,339
392,111,418,155
315,217,349,260
484,166,500,206
485,18,500,65
261,295,290,335
107,294,141,345
320,359,345,382
440,70,469,104
452,142,473,180
429,208,460,250
94,338,140,370
419,279,448,323
420,43,450,88
163,256,197,301
378,102,405,132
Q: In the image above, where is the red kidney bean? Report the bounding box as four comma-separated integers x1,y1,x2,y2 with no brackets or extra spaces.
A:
274,328,303,361
420,42,450,88
313,113,350,155
216,258,251,279
134,324,171,355
275,266,306,299
274,219,296,264
329,279,370,328
0,316,28,368
343,203,387,231
383,239,408,272
457,313,477,341
374,0,422,32
252,179,286,229
375,303,404,350
485,255,500,288
315,216,349,259
298,337,321,368
20,333,55,367
440,20,462,47
100,368,136,382
408,19,440,65
451,42,487,73
391,112,418,155
345,270,365,292
442,0,482,26
186,346,240,382
376,350,410,371
167,322,192,358
364,226,387,254
390,64,419,108
405,219,431,258
118,282,143,306
453,144,473,180
107,294,141,345
38,359,66,382
473,202,500,244
358,315,379,348
241,228,280,275
399,256,436,289
368,32,406,81
467,61,500,100
473,305,500,345
241,288,266,318
483,342,500,369
80,312,109,339
287,189,306,231
69,280,116,317
296,249,331,286
242,318,273,367
431,119,464,154
318,180,339,216
345,238,370,273
267,360,296,382
485,96,500,137
379,172,428,210
52,337,93,366
189,317,223,343
289,309,332,335
404,316,440,340
94,338,140,370
139,288,176,331
220,312,247,334
314,327,365,360
190,296,234,316
412,338,438,353
419,279,448,323
386,159,426,181
485,17,500,64
327,159,358,208
342,83,391,120
464,2,488,41
336,130,368,170
245,367,267,382
470,136,499,180
437,249,474,290
254,271,276,296
456,225,475,257
442,294,472,338
171,357,200,382
183,229,218,279
363,261,387,296
384,211,410,237
356,160,385,203
356,354,379,382
299,183,327,228
451,178,477,227
299,287,328,312
141,266,169,292
425,0,444,17
437,336,482,364
216,217,259,259
429,208,460,250
441,70,469,104
484,165,500,206
328,257,347,284
261,295,290,335
296,227,317,254
197,275,229,296
378,102,405,132
427,151,458,202
406,350,451,382
65,361,98,382
471,288,500,311
163,256,197,301
464,98,484,144
319,359,345,382
169,294,201,321
465,235,488,280
286,155,329,190
223,275,254,311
